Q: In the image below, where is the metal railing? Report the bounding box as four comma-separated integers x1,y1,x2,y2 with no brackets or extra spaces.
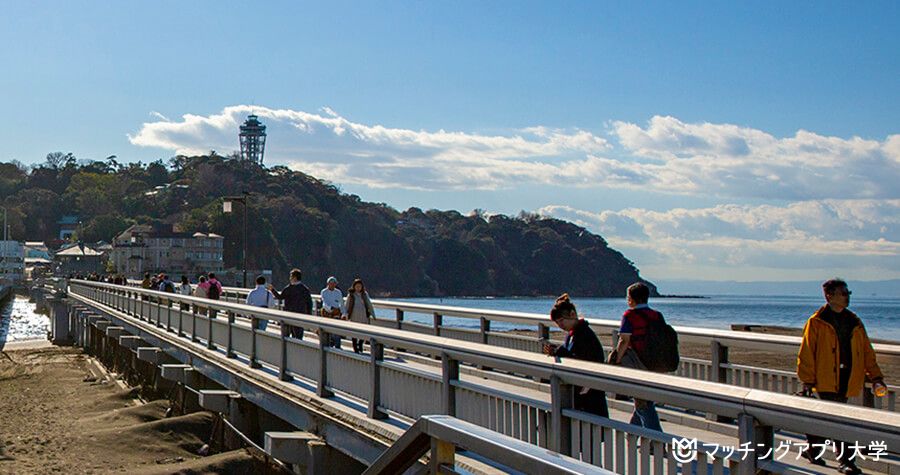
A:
362,414,610,475
198,280,899,412
68,280,900,474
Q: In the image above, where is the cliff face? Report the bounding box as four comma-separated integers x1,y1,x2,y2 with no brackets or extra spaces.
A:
5,155,655,297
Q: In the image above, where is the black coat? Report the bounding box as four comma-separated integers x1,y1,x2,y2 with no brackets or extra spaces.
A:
553,319,609,418
271,282,313,314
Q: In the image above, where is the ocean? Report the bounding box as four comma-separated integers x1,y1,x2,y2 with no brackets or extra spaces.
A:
382,295,900,343
2,293,898,344
0,296,49,344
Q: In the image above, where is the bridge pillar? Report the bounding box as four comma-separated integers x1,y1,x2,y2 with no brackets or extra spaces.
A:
264,431,319,465
48,296,72,345
199,390,240,413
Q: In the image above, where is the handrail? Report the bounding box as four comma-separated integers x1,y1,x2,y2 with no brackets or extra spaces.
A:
361,415,611,475
68,279,900,453
204,280,900,358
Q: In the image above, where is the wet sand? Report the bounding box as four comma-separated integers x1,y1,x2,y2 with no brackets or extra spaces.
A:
0,345,258,474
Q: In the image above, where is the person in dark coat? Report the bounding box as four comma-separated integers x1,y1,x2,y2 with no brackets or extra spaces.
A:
268,268,313,339
542,293,609,418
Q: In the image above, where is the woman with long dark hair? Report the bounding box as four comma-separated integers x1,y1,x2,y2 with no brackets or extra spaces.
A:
542,293,609,418
344,278,375,353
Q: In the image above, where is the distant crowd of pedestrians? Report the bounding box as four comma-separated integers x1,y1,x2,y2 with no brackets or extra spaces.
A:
89,268,377,356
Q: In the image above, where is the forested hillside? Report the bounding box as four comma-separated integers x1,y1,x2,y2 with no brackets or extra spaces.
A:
2,153,656,297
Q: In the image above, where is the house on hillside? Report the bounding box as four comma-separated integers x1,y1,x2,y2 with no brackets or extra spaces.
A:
58,216,80,241
54,244,106,275
109,224,224,280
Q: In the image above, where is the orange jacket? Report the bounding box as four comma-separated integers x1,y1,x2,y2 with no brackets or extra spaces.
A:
797,306,884,397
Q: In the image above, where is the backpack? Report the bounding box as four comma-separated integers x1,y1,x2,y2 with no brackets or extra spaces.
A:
207,281,221,300
635,313,680,373
163,281,175,293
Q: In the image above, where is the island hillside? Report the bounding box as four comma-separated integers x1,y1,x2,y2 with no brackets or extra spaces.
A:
2,154,656,297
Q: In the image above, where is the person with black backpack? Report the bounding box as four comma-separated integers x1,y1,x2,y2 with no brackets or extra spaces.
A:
611,282,666,432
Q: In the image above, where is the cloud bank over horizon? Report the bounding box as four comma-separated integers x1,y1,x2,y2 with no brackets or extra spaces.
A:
129,105,900,200
129,105,900,281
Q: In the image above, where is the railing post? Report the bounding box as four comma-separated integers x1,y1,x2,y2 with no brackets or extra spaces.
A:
190,305,199,343
479,317,490,344
317,330,334,397
279,323,292,381
368,339,387,419
538,322,550,341
708,340,730,422
430,438,455,474
442,352,459,416
176,302,184,337
550,375,573,455
737,413,772,475
226,312,236,358
250,317,261,369
395,309,404,330
166,300,173,332
206,308,216,350
433,313,442,336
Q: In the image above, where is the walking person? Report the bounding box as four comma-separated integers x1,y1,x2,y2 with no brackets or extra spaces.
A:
141,272,152,289
193,275,208,298
158,274,176,293
178,276,192,311
320,276,345,347
611,283,663,432
192,275,208,315
343,278,375,353
268,268,313,339
245,275,275,331
798,278,885,475
542,293,609,418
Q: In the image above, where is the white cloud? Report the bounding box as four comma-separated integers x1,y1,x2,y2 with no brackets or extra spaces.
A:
540,200,900,280
129,105,611,191
130,106,900,200
610,116,900,200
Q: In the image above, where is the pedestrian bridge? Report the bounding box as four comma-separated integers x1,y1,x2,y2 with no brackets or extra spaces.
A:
44,279,900,474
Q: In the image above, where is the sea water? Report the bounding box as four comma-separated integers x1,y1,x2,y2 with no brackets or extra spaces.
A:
380,295,900,343
0,296,49,343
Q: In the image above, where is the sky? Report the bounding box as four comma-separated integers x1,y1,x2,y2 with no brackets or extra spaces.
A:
2,2,899,283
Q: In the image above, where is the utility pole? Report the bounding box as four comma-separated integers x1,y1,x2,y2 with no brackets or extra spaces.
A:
223,191,251,287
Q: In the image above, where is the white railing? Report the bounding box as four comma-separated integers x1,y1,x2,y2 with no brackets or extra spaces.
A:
68,280,900,474
196,280,899,412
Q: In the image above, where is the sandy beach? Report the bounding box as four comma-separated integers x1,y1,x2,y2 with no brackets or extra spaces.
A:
0,344,261,474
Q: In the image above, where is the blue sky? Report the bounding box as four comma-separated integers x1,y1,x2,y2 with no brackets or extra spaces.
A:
2,2,899,283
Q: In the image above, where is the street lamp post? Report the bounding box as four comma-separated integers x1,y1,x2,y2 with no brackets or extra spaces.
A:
223,192,250,287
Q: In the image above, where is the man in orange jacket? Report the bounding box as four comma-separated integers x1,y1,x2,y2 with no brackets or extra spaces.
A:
797,278,885,474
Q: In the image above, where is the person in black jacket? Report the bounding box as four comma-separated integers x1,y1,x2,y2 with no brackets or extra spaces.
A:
542,293,609,418
267,268,313,339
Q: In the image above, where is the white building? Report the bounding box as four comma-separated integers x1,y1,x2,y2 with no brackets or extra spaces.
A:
0,241,25,283
109,225,224,279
